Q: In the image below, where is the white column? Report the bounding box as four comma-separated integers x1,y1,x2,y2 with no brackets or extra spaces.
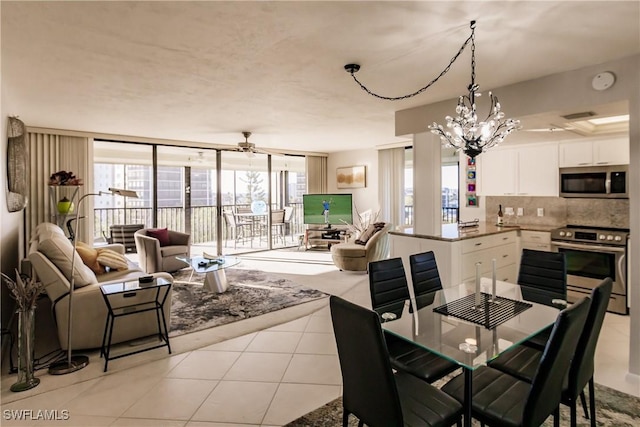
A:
413,132,441,236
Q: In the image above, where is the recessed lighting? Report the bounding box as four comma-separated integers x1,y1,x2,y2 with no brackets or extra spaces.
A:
588,114,629,125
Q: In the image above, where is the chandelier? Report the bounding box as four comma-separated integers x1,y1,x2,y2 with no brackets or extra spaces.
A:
345,21,520,158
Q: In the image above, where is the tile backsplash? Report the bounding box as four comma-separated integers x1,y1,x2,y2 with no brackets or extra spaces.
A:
485,196,629,229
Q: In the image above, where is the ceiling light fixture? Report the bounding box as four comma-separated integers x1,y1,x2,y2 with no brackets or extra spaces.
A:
345,21,520,158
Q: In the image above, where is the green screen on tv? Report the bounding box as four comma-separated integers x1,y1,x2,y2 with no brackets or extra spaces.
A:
303,194,353,226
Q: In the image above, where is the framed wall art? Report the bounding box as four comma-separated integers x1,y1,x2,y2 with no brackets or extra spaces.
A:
336,165,366,189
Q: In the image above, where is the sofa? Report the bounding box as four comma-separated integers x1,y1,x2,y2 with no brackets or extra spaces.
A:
330,222,391,271
28,222,173,350
134,228,191,273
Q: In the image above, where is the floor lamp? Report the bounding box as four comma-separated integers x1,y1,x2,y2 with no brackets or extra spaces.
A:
49,187,138,375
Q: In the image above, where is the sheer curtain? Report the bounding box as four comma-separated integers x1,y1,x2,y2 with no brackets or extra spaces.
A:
378,147,405,229
25,131,91,245
306,155,328,194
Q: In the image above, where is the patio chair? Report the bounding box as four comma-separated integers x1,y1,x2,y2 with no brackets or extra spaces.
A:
223,212,252,249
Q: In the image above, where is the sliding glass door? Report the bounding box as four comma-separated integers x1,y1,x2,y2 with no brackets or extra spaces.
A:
95,140,308,256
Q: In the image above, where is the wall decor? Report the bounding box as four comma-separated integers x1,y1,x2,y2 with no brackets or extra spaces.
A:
465,156,478,207
336,165,366,189
6,117,29,212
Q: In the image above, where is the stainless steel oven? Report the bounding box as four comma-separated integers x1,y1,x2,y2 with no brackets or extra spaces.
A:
550,226,628,314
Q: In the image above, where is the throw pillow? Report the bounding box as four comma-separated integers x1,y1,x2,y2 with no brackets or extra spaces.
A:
38,234,97,287
96,248,129,271
147,228,170,247
355,224,378,245
75,241,106,275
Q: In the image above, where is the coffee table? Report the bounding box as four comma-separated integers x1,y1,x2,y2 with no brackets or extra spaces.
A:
175,255,241,293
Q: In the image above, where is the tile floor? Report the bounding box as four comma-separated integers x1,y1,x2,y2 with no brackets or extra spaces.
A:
1,252,637,426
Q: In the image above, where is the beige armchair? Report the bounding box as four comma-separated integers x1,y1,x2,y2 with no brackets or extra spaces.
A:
134,228,191,273
330,223,391,271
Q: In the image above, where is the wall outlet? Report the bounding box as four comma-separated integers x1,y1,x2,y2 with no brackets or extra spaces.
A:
517,207,524,216
537,208,544,217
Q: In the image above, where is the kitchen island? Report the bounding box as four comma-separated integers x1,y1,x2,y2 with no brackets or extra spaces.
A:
390,222,559,288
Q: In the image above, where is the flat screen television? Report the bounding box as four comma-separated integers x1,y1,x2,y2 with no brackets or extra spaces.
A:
303,194,353,228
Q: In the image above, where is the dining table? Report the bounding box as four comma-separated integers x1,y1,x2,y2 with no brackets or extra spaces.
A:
235,211,268,243
380,278,561,427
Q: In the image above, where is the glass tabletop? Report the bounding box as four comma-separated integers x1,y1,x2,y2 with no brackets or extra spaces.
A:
101,277,171,295
176,255,241,273
381,278,560,370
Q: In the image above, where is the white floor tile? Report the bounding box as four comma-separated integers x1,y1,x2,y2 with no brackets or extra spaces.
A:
3,414,116,427
262,383,341,425
185,422,258,427
112,418,186,426
304,315,333,333
190,381,278,424
295,332,337,355
167,351,241,380
245,331,303,353
265,316,310,332
122,378,217,420
64,376,162,418
281,354,342,385
223,352,292,382
198,333,257,352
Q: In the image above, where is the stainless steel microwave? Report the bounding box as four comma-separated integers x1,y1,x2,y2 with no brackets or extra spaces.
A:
559,166,628,198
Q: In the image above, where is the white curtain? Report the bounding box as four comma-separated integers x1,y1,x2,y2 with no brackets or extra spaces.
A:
306,155,328,194
26,132,91,243
378,147,405,228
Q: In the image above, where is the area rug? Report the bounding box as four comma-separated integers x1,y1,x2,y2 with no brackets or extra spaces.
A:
169,268,329,337
285,381,640,426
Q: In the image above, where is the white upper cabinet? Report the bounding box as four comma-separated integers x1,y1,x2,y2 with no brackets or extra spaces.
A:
559,137,629,167
517,144,559,196
478,143,558,196
478,149,517,196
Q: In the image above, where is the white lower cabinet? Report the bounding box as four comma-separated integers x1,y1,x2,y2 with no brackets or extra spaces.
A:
390,231,518,288
520,230,551,252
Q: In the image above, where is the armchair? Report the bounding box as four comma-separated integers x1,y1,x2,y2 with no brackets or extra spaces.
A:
134,228,191,273
28,222,172,350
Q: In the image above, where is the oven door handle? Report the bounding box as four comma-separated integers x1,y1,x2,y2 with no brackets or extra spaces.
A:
617,253,626,288
551,241,626,253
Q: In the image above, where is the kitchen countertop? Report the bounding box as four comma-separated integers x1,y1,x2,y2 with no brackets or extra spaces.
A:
390,222,561,242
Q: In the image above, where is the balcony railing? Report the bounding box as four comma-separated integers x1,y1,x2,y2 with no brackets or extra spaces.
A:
95,203,458,245
94,202,306,245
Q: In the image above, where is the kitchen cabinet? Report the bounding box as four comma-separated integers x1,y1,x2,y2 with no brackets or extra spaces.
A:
520,230,551,252
390,229,518,288
559,137,629,167
479,143,558,196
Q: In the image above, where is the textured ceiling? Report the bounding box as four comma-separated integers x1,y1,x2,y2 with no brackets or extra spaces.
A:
2,1,639,153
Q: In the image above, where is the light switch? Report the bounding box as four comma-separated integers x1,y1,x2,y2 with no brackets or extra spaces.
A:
537,208,544,217
517,207,524,216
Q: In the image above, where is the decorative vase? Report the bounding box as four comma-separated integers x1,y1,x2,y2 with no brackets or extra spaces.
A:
10,307,40,392
57,197,74,214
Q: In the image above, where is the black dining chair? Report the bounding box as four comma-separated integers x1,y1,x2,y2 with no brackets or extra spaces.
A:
409,251,444,311
330,295,463,427
518,249,567,306
518,249,567,349
487,277,613,427
369,258,459,384
441,297,591,427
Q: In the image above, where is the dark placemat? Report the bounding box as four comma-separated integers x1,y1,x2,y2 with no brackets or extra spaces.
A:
433,292,532,329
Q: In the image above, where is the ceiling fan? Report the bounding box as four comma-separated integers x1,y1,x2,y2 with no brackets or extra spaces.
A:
233,131,283,156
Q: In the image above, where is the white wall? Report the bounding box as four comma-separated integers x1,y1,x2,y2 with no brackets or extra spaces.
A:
327,148,379,221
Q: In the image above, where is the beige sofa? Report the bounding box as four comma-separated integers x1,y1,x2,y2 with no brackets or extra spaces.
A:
330,223,391,271
134,228,191,273
28,223,173,350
